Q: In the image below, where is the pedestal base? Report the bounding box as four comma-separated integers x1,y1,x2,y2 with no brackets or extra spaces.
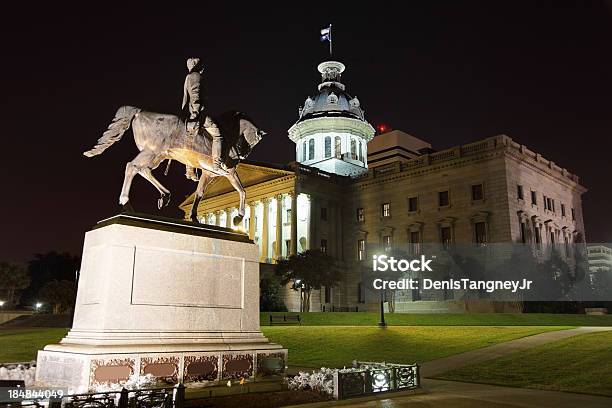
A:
36,213,287,392
37,344,287,393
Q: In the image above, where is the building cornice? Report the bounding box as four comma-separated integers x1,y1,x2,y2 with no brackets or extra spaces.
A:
288,116,375,143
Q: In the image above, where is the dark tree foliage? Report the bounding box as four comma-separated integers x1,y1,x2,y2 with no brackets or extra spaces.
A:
21,251,80,306
38,279,77,314
260,277,287,312
275,250,342,312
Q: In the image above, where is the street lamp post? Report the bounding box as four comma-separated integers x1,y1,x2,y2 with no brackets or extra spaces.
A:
378,289,387,328
295,279,303,313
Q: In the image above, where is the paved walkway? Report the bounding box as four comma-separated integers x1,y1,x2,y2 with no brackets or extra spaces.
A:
287,326,612,407
288,379,612,407
421,326,612,377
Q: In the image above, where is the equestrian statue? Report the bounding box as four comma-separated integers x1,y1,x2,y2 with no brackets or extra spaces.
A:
83,57,265,226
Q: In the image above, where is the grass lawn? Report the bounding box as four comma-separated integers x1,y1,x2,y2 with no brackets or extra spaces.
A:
261,326,566,368
261,312,612,327
0,326,564,367
435,330,612,396
0,328,68,362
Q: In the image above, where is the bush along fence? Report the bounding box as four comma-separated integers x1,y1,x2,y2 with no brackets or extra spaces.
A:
288,361,420,400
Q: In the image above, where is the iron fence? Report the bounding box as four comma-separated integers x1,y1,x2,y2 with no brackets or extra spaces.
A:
332,362,419,400
4,384,185,408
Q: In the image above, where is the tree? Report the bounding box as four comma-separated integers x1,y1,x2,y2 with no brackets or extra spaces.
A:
260,277,288,312
22,252,80,306
0,262,30,307
38,280,77,314
275,250,343,312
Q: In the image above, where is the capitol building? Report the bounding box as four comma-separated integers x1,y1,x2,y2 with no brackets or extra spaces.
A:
180,60,587,313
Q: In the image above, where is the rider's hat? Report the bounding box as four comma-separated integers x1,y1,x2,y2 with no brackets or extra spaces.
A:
187,57,203,73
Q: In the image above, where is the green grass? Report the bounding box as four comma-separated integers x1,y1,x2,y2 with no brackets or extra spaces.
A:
436,330,612,396
261,326,566,368
0,328,68,363
0,326,563,368
261,312,612,327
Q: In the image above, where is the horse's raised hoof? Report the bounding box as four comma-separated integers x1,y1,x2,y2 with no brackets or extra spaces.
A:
122,201,135,213
157,193,171,210
233,215,244,227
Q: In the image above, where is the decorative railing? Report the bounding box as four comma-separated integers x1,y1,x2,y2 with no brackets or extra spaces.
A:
5,385,184,408
332,361,419,400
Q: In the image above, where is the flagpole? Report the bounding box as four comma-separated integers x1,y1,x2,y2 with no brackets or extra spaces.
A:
329,24,333,56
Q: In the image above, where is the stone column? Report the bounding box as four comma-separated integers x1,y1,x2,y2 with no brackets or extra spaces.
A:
226,208,232,228
309,195,317,250
276,194,283,260
261,198,269,262
290,192,298,256
248,202,256,240
215,210,221,227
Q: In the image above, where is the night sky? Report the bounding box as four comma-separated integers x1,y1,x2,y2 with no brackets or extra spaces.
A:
2,2,612,262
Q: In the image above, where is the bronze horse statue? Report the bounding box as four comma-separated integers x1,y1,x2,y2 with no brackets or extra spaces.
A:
84,106,265,225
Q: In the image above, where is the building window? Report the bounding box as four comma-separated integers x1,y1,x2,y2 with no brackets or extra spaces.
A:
302,141,306,161
531,191,537,205
441,226,452,249
519,221,527,243
286,208,291,223
474,222,487,246
561,203,566,217
358,141,363,162
534,225,542,249
412,278,421,301
571,208,576,221
357,282,365,303
321,207,327,221
334,136,341,157
324,136,331,158
357,239,365,261
356,207,365,222
350,139,357,159
308,139,315,160
383,235,392,252
381,203,391,217
324,286,331,303
551,199,555,213
409,230,421,255
439,191,450,207
471,184,484,201
321,239,327,253
408,196,418,212
517,184,524,200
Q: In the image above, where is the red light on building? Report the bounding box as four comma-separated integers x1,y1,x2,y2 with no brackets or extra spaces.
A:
377,124,389,134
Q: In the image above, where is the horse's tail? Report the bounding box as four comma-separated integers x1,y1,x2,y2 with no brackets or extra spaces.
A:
83,106,141,157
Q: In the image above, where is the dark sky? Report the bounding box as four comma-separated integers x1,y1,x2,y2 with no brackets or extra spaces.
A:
2,2,612,262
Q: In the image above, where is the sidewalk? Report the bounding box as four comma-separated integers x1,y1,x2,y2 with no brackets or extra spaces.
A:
287,326,612,407
421,326,612,377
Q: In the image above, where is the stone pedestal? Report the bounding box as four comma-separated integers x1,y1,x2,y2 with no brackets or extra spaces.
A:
36,213,286,392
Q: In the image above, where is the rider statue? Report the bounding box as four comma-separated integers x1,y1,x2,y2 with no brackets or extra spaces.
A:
182,57,224,181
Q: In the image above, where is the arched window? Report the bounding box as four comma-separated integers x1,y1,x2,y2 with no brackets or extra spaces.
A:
324,136,331,158
334,136,341,157
302,141,306,161
358,141,363,162
308,139,315,160
350,139,357,159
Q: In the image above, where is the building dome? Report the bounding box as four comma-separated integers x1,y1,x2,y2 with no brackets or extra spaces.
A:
296,61,366,122
288,61,375,177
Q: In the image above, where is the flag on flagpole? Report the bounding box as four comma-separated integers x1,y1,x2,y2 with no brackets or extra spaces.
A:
320,25,331,42
320,24,332,55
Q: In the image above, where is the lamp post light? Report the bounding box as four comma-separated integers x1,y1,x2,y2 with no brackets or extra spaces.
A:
295,279,303,312
0,300,5,308
35,302,43,312
378,289,387,328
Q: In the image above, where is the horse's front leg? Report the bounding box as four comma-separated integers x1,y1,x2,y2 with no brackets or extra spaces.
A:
225,168,246,226
190,172,214,222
